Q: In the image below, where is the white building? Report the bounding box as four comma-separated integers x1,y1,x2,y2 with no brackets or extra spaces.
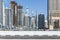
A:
3,2,5,27
31,16,36,28
24,8,30,28
45,20,48,29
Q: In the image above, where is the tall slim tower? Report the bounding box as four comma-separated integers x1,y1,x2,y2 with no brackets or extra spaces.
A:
0,0,3,29
10,1,18,27
31,16,36,28
17,5,23,27
3,2,5,27
24,8,30,28
48,0,60,30
5,7,12,30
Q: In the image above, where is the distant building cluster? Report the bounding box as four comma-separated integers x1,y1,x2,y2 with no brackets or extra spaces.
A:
0,0,48,31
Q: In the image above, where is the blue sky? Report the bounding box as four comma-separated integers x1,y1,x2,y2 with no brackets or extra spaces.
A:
4,0,47,19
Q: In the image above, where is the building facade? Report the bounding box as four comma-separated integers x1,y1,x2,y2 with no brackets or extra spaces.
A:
29,16,31,28
38,14,45,29
5,8,9,29
24,8,30,28
48,0,60,30
3,3,5,27
5,8,13,30
45,20,48,29
17,5,23,27
0,0,3,29
31,16,36,28
10,1,18,27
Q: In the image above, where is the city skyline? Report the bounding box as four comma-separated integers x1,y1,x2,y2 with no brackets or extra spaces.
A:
0,0,45,31
0,0,60,31
4,0,47,19
0,0,47,31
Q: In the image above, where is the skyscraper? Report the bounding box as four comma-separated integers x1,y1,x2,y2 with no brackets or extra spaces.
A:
10,1,18,27
5,7,12,30
24,8,30,28
45,20,48,29
0,0,3,29
17,5,23,27
3,2,5,27
48,0,60,30
31,16,36,28
29,16,31,28
38,14,45,29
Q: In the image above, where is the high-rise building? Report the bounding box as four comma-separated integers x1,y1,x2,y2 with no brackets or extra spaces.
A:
5,8,12,30
45,20,48,29
29,16,31,28
38,14,45,29
22,12,24,27
48,0,60,30
3,2,5,27
0,0,3,29
10,1,18,27
24,8,30,28
5,7,13,30
35,11,38,29
31,16,36,28
17,5,23,27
